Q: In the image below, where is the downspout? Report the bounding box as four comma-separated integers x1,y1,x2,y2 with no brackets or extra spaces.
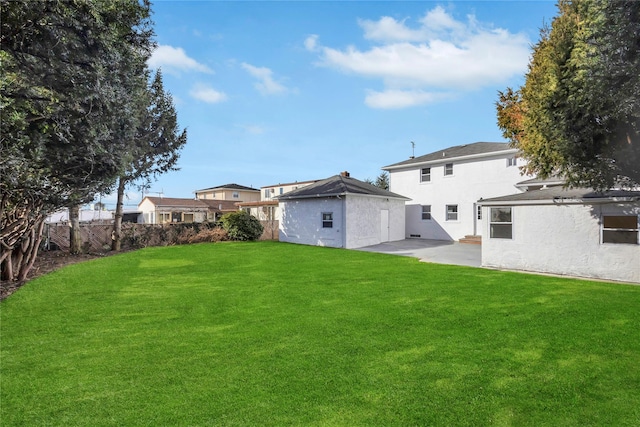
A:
341,195,346,248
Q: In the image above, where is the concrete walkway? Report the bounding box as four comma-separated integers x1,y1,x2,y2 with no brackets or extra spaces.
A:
356,239,482,268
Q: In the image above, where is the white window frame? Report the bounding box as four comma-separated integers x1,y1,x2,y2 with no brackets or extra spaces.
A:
507,157,517,167
421,205,431,220
420,167,431,182
601,215,639,245
322,212,333,228
446,205,458,221
444,163,454,176
232,192,239,198
489,207,513,239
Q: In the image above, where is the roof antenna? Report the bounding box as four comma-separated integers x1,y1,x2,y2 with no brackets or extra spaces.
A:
410,141,415,159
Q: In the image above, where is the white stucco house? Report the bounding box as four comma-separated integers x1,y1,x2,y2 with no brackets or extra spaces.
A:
278,172,410,249
479,187,640,283
383,142,531,242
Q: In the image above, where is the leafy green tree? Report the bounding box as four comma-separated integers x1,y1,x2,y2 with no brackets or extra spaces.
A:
111,71,187,251
1,0,154,280
219,211,264,241
496,0,639,189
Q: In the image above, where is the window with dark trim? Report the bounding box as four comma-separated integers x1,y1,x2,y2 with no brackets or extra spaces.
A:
477,205,482,220
446,205,458,221
322,212,333,228
421,205,431,220
444,163,454,176
602,215,639,244
420,167,431,182
490,207,512,239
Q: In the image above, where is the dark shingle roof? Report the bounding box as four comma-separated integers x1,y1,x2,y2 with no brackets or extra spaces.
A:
277,175,409,200
384,142,514,169
195,183,259,192
479,187,640,204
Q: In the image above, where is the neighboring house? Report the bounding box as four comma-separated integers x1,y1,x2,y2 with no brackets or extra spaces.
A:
194,183,260,202
261,179,318,201
138,197,238,224
278,172,410,249
237,179,320,222
383,142,530,242
479,187,640,283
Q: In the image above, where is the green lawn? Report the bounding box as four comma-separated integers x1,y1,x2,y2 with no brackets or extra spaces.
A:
1,241,639,426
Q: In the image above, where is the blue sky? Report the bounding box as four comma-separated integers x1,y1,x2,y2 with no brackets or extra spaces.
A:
108,0,559,209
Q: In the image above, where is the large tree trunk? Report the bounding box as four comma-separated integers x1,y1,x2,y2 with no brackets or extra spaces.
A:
111,176,125,251
69,204,82,254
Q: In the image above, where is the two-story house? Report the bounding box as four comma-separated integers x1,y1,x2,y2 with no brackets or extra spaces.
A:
383,142,530,242
194,183,260,202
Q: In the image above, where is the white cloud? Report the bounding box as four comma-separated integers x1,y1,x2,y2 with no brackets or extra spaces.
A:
304,34,319,51
189,83,228,103
241,63,287,95
311,6,531,109
148,45,213,74
364,89,449,109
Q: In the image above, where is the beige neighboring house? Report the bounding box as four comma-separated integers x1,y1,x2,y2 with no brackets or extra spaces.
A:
138,197,238,224
260,179,318,201
195,183,260,202
239,179,320,219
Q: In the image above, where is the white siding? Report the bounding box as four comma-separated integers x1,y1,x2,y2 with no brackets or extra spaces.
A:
344,195,405,248
279,199,344,248
389,154,527,240
482,203,640,283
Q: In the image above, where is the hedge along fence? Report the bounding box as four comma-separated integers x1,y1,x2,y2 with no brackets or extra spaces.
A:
44,220,279,253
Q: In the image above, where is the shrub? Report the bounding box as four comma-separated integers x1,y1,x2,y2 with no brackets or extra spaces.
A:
219,211,263,241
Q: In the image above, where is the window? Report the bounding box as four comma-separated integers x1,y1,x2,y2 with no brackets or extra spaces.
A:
322,212,333,228
264,189,270,198
159,213,171,224
421,205,431,220
477,205,482,220
490,207,513,239
446,205,458,221
602,215,639,244
444,163,454,176
420,167,431,182
279,187,284,195
507,157,517,167
183,213,194,223
232,192,239,198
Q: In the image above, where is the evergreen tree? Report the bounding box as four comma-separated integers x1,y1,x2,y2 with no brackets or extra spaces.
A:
496,0,639,189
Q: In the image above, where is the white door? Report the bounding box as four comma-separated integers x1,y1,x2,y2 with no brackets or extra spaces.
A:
380,209,389,242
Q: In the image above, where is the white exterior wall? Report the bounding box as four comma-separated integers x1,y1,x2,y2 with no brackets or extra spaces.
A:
138,199,208,224
344,195,406,249
279,198,345,248
389,155,527,240
482,203,640,283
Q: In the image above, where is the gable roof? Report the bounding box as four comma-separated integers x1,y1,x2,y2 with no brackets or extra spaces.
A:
277,174,410,201
479,187,640,205
194,183,259,193
383,142,516,170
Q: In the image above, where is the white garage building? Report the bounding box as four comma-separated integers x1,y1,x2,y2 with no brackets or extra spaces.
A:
278,172,410,249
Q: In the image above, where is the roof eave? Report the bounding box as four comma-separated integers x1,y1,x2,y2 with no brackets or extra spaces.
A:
383,148,519,171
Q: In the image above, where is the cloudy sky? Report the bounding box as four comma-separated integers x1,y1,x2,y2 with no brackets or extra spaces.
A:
107,0,558,208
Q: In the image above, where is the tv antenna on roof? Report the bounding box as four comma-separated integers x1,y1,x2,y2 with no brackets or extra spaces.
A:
410,141,415,159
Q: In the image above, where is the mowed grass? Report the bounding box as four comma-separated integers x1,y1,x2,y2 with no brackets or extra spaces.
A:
1,242,639,426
